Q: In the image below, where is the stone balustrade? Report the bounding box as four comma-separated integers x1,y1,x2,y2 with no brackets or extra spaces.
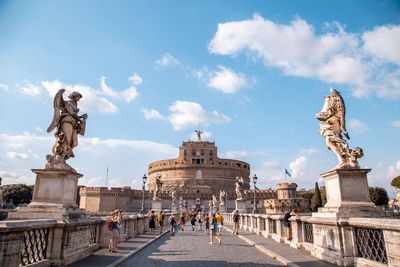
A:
0,213,174,267
222,213,400,267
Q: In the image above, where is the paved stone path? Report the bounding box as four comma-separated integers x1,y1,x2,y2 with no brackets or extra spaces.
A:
121,224,284,266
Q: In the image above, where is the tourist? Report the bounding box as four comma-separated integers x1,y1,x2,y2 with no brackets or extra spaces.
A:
209,214,221,245
283,209,298,241
179,212,186,231
190,211,197,231
117,209,124,238
232,210,240,235
204,213,210,235
158,211,164,234
198,211,203,231
108,210,119,252
168,214,176,236
215,212,223,236
149,210,156,234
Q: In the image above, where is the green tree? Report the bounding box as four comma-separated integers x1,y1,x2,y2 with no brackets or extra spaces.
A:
303,192,314,200
321,190,327,206
311,182,322,211
2,184,33,205
391,176,400,189
369,187,389,206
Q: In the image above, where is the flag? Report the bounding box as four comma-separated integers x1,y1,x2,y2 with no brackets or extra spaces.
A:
285,168,291,177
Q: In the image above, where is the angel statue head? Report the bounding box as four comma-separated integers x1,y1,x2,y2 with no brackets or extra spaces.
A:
46,89,88,171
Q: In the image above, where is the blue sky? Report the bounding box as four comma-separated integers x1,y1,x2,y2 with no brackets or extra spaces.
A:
0,0,399,197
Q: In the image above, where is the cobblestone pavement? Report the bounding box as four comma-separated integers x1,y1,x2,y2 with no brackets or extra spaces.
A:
121,224,284,266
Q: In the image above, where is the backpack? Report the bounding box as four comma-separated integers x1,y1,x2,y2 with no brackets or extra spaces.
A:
158,214,164,222
233,214,239,222
106,221,113,231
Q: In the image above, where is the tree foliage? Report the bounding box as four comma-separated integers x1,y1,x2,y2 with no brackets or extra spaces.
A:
311,182,322,211
2,184,33,205
321,190,327,206
303,192,314,200
391,176,400,189
369,187,389,206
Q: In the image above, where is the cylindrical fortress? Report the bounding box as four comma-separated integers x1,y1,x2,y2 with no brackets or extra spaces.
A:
277,183,297,199
148,141,250,193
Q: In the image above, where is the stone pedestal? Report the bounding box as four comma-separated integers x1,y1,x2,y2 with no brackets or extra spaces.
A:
313,169,381,219
171,203,178,213
152,199,162,212
219,204,226,212
235,200,247,213
8,169,84,220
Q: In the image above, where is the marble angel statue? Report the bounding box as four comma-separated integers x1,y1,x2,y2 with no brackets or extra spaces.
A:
46,89,88,170
219,190,226,206
316,88,363,170
235,177,244,200
153,174,163,200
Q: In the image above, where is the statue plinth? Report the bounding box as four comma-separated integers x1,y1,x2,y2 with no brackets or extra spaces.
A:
313,168,381,219
235,200,247,213
152,199,162,212
8,168,84,220
219,204,226,212
171,202,178,213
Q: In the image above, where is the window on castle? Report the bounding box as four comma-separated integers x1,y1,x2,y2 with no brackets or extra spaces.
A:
201,150,204,155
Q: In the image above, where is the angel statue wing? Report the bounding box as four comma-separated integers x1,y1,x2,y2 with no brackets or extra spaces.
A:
47,89,66,133
331,89,350,140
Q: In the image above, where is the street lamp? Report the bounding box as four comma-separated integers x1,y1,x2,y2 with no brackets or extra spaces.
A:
140,174,147,214
252,174,258,214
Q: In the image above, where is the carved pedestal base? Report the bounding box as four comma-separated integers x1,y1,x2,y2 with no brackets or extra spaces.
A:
235,200,247,213
313,168,381,219
219,204,226,212
152,200,162,212
171,203,178,213
8,168,84,220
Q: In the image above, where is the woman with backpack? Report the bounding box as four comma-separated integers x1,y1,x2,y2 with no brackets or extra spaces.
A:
149,210,156,233
204,213,210,235
157,211,164,234
179,212,186,231
108,210,119,252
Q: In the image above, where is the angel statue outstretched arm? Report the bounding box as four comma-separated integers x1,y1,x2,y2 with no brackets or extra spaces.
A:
46,89,88,170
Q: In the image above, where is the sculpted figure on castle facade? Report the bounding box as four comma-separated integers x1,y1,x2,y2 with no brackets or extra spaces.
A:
171,190,177,204
219,190,226,206
46,89,88,171
316,88,363,170
235,177,244,200
153,174,163,200
179,196,183,209
209,199,213,209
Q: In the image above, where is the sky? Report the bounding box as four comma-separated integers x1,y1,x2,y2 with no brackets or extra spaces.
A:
0,0,399,197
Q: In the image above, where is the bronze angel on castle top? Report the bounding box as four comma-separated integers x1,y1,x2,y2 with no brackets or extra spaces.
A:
46,89,88,170
316,88,363,170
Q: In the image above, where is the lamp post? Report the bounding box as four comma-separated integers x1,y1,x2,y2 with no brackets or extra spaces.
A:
252,174,258,214
140,174,147,214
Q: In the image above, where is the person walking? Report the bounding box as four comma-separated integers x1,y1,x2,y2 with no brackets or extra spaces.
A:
179,212,186,231
158,211,164,234
117,209,124,239
283,209,298,241
168,214,176,236
149,210,156,234
190,211,197,231
198,211,203,231
209,214,221,245
204,213,210,235
232,210,240,235
215,212,223,236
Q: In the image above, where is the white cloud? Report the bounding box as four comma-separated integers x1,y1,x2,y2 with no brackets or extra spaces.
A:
16,79,41,96
6,152,33,160
155,53,181,67
299,148,321,155
42,80,118,113
391,121,400,128
190,131,212,141
35,126,43,132
223,150,265,159
207,66,247,93
168,101,230,131
387,160,400,179
0,170,35,185
362,24,400,65
262,161,281,169
141,109,163,120
208,15,400,99
289,156,307,178
0,84,8,90
128,73,143,85
100,76,138,103
348,119,370,134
